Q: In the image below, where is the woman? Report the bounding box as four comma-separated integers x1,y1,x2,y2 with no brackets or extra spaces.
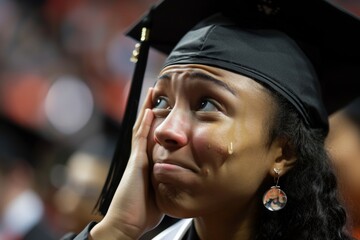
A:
62,1,359,239
326,98,360,239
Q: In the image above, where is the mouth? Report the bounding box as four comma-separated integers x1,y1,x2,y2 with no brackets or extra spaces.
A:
151,157,202,188
153,160,197,173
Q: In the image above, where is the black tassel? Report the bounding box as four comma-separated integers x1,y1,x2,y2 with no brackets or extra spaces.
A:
95,7,154,216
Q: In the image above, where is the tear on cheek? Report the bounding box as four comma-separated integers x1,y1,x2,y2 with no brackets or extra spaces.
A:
210,143,234,164
217,143,234,157
228,142,234,155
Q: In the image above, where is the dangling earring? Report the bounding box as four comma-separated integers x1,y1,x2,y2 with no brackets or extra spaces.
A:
262,168,287,211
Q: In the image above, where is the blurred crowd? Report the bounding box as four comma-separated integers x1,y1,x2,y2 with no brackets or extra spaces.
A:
0,0,359,239
0,0,165,239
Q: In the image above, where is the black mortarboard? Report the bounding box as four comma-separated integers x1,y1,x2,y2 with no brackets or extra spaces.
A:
96,0,360,214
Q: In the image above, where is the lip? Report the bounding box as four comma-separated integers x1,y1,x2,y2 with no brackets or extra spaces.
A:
152,161,200,190
153,160,197,173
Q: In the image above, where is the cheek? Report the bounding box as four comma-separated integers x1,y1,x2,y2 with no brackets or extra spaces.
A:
192,126,230,166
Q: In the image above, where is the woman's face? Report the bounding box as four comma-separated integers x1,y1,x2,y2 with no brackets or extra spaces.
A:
147,64,283,218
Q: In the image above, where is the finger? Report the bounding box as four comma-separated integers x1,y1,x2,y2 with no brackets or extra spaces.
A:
131,108,154,158
133,87,153,132
137,108,154,140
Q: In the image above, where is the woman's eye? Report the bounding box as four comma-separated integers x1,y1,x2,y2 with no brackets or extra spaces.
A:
198,99,219,112
153,97,170,109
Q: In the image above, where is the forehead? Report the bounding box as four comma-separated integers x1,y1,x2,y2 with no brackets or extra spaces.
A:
158,64,269,93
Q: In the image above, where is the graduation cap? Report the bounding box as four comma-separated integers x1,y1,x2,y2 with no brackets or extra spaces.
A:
96,0,360,215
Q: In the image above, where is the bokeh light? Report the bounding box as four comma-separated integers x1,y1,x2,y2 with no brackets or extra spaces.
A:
45,75,94,135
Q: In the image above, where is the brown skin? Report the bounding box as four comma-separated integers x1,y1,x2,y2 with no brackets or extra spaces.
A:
90,64,296,240
326,109,360,236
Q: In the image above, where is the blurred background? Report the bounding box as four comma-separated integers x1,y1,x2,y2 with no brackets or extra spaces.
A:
0,0,359,239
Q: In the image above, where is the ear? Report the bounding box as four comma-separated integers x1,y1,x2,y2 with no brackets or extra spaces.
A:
269,138,297,177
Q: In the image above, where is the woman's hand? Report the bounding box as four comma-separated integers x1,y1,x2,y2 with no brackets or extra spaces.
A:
90,88,163,239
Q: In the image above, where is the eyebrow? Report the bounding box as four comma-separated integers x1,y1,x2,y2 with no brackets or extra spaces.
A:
157,71,236,95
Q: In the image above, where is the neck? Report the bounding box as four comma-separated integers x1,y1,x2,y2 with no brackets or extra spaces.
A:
194,199,260,240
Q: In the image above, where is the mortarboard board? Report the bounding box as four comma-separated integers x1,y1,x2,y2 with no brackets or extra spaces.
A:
96,0,360,215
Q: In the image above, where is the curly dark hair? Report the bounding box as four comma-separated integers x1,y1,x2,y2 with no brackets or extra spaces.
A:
255,90,353,240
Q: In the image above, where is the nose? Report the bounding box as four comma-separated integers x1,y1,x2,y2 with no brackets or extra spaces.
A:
154,108,191,149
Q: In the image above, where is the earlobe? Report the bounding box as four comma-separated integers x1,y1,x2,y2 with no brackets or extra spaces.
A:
269,158,296,177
